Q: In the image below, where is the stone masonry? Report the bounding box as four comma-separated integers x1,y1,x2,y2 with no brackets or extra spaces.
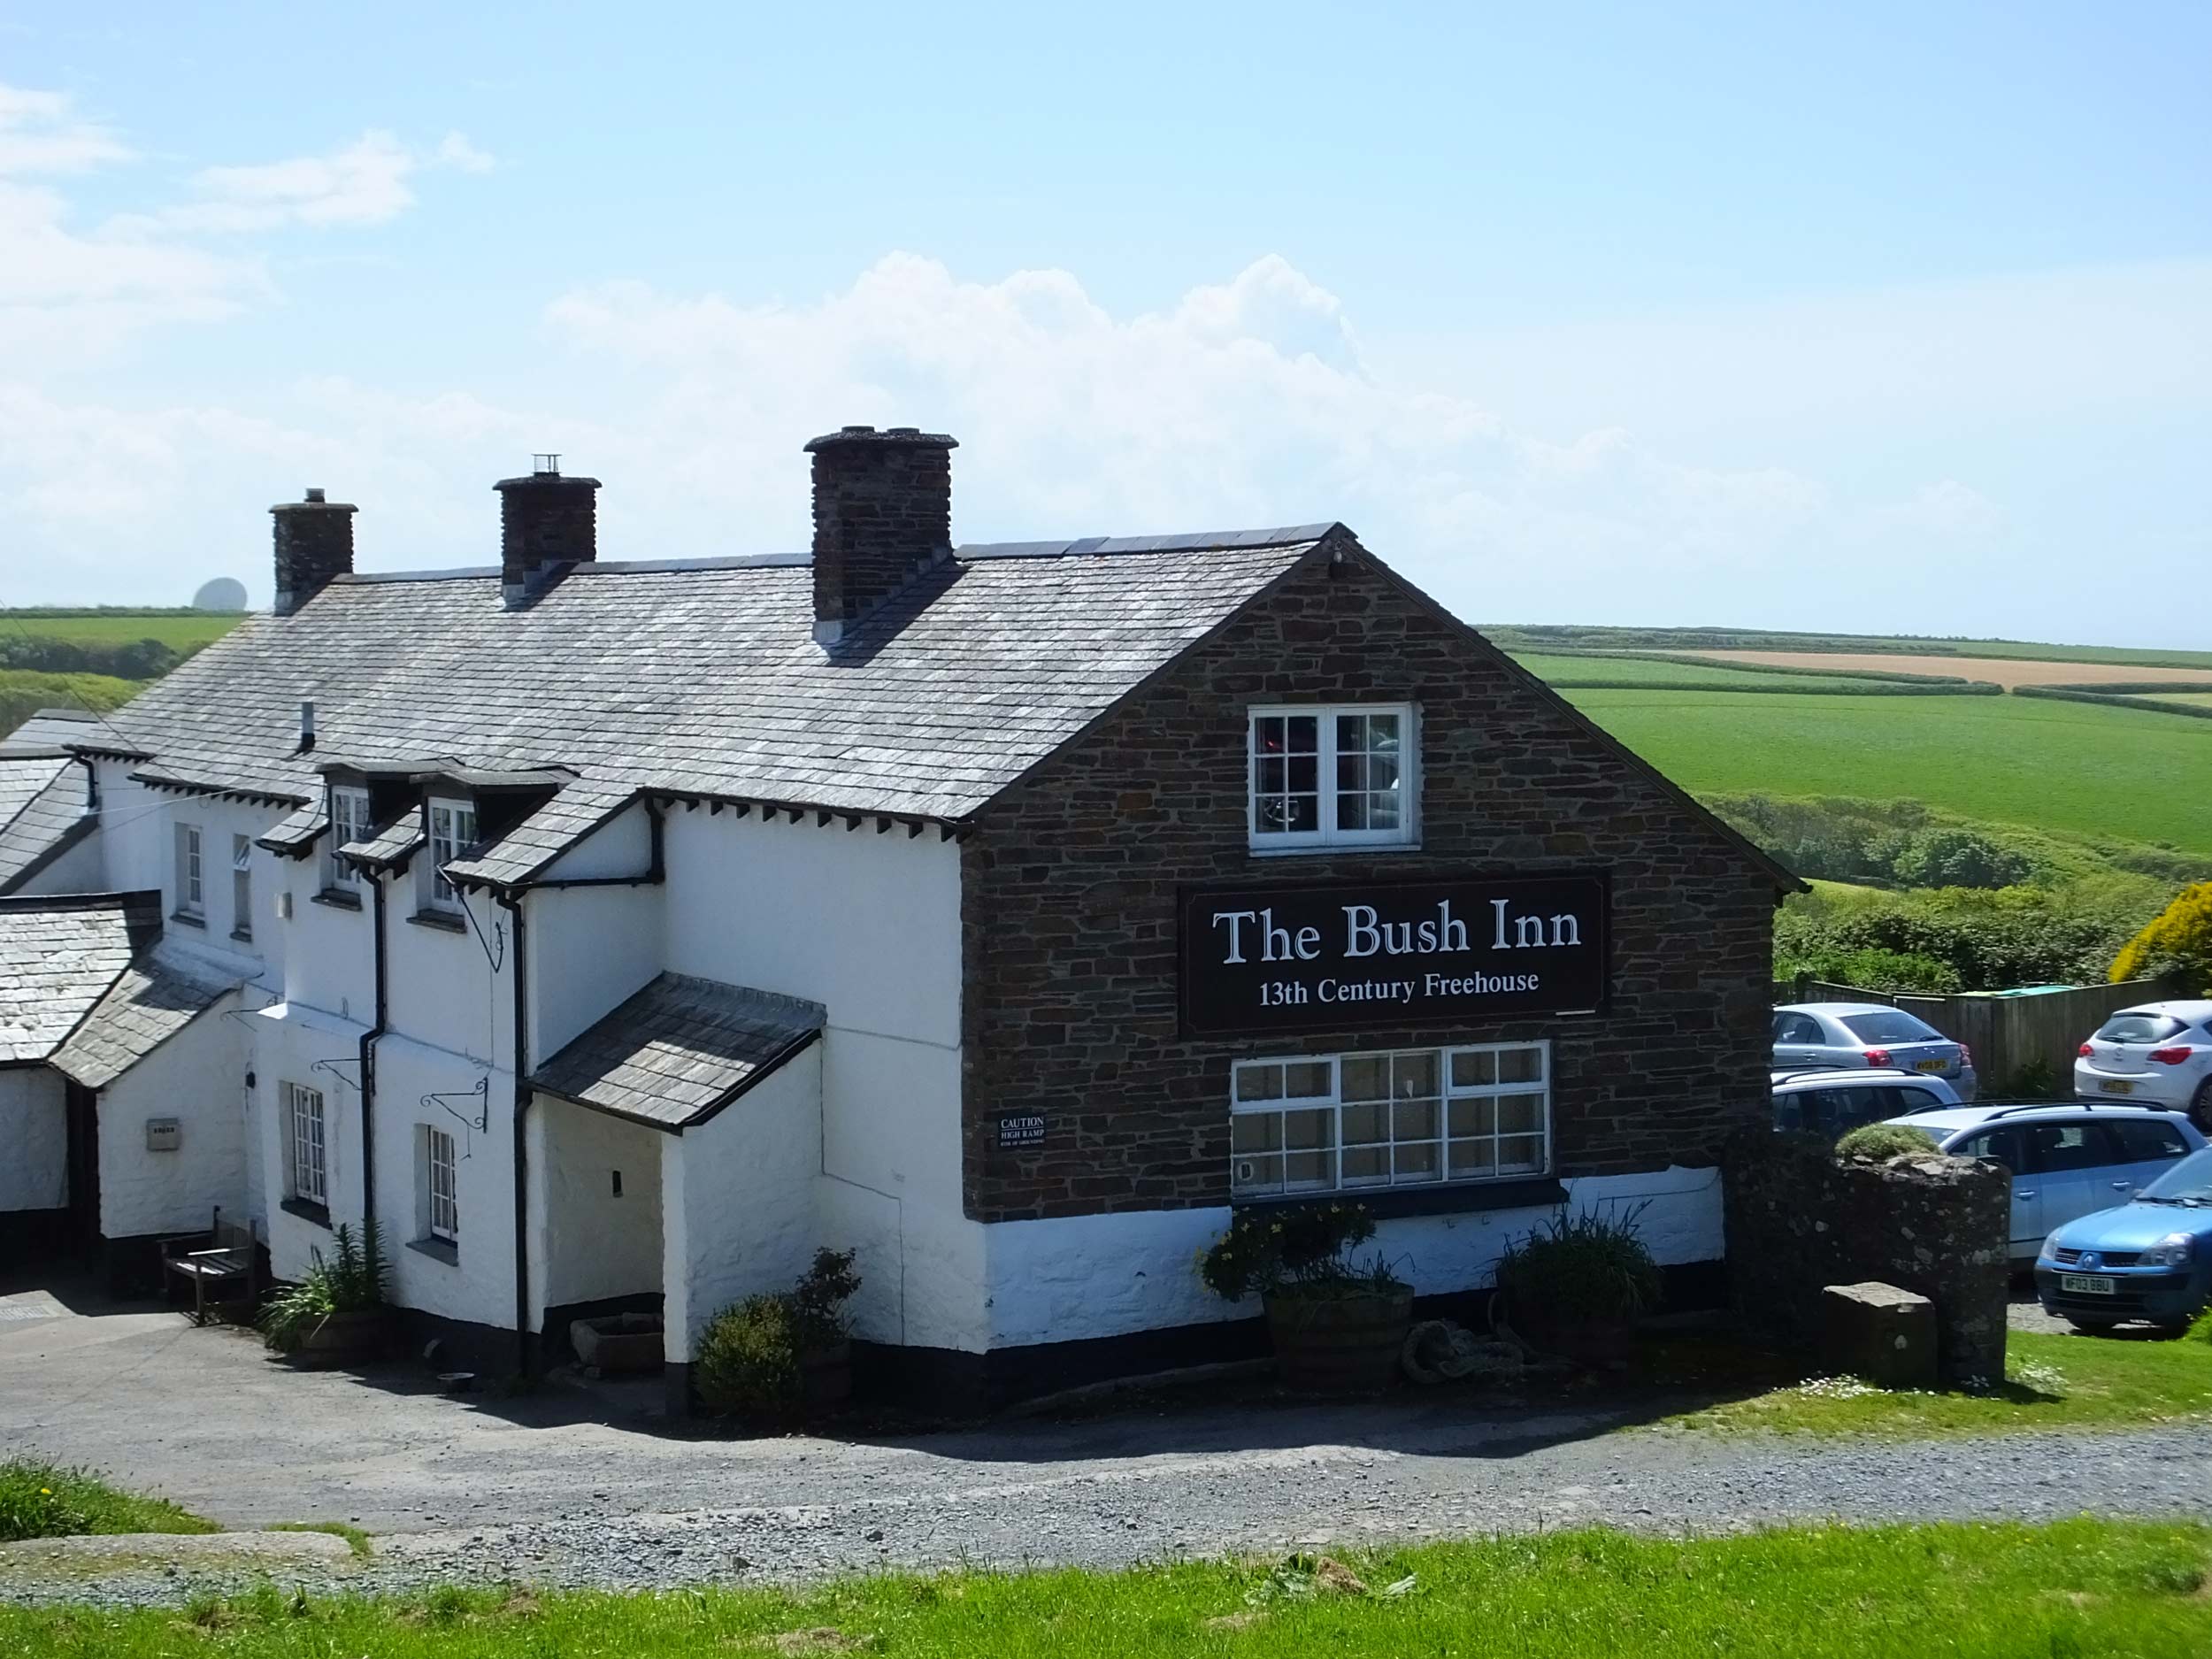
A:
960,532,1785,1223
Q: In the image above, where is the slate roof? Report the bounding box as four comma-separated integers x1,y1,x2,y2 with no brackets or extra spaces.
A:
528,972,826,1130
1,708,101,751
50,949,239,1090
87,531,1330,887
0,710,98,895
0,892,160,1065
343,815,426,871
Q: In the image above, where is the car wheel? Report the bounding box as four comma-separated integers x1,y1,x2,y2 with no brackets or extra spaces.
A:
2191,1078,2212,1133
2065,1316,2121,1334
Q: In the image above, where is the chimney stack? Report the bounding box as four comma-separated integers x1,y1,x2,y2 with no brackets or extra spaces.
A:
803,426,956,646
495,455,600,604
271,487,357,615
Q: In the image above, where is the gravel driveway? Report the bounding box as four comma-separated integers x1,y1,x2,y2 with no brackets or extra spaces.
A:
4,1286,2208,1604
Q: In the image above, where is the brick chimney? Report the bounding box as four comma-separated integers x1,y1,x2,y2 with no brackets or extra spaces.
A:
803,426,957,646
271,488,357,616
495,456,600,604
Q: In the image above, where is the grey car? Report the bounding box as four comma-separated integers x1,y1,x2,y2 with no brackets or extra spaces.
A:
1771,1068,1963,1138
1773,1002,1978,1102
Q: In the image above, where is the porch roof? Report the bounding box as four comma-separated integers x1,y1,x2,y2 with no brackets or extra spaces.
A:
0,891,161,1065
528,972,825,1130
50,949,241,1090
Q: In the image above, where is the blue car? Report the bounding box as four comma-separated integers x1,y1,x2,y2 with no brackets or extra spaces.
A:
2036,1146,2212,1333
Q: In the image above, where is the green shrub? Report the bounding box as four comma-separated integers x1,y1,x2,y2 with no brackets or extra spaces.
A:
2110,881,2212,991
695,1248,863,1417
1494,1207,1662,1323
0,1460,216,1541
1834,1124,1940,1161
1197,1201,1405,1302
259,1220,388,1352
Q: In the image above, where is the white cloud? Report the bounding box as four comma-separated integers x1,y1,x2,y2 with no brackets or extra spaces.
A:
0,83,134,174
157,127,496,233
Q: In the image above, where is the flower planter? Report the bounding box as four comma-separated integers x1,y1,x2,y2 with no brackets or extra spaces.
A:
288,1308,388,1368
571,1313,664,1374
1263,1286,1415,1393
799,1339,852,1409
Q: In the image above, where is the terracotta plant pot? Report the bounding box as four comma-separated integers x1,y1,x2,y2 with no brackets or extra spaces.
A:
799,1339,852,1409
289,1308,388,1367
1263,1286,1415,1393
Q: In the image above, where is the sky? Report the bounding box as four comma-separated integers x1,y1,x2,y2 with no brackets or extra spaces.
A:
3,3,2208,644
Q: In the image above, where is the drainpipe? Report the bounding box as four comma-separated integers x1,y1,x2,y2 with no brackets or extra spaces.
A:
498,888,533,1376
358,872,389,1248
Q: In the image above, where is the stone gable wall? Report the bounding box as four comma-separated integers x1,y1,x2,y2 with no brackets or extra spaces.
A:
958,537,1778,1223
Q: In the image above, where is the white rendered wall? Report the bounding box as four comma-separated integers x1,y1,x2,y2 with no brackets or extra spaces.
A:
383,879,511,1069
94,764,284,991
277,849,376,1027
370,1032,519,1332
248,1000,367,1284
534,1099,664,1313
980,1166,1726,1351
96,995,245,1239
528,881,664,1062
0,1068,66,1213
659,808,973,1350
661,1046,822,1362
14,827,103,895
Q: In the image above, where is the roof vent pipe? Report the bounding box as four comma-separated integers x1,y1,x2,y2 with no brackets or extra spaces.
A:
298,699,316,755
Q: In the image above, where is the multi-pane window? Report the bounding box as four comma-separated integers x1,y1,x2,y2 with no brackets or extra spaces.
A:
173,822,204,917
1231,1041,1549,1198
283,1081,326,1206
326,787,368,891
230,834,253,941
424,1125,459,1242
1248,705,1415,849
426,801,478,910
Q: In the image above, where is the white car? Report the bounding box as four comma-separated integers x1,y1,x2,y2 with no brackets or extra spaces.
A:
2075,1002,2212,1125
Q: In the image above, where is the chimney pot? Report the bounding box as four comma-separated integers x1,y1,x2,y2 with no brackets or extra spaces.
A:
803,425,957,646
304,487,326,503
494,462,601,604
270,488,357,615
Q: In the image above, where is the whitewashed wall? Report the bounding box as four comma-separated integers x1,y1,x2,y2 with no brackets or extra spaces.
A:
96,995,246,1240
659,808,971,1349
248,1001,366,1283
95,764,285,991
661,1046,822,1362
369,1033,518,1332
534,1099,664,1314
980,1166,1727,1349
527,805,664,1061
0,1068,66,1213
13,825,103,895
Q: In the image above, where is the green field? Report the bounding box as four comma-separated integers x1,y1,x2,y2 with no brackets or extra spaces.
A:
1509,652,1950,694
1494,624,2212,672
1565,688,2212,856
0,670,138,737
0,609,244,651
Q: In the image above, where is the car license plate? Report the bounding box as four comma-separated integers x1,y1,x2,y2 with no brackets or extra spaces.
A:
2098,1079,2134,1095
2061,1274,2116,1295
1915,1058,1947,1072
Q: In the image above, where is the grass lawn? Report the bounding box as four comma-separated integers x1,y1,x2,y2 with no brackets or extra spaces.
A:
6,1521,2211,1658
0,610,245,651
1509,652,1944,694
1653,1327,2212,1437
1565,687,2212,856
0,1462,216,1544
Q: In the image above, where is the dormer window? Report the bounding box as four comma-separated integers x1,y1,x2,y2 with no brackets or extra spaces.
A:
424,799,478,913
326,787,368,892
1248,705,1417,852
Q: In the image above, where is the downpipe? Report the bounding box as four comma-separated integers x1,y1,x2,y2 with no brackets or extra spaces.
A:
498,888,533,1376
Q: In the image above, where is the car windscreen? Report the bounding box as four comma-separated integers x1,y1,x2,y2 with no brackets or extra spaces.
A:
2096,1013,2188,1043
2139,1147,2212,1204
1839,1011,1942,1044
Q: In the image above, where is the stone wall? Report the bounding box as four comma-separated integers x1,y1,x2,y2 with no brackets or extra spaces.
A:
960,533,1784,1223
1724,1127,2008,1385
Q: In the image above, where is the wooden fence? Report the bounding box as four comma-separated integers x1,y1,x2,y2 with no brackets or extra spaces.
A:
1771,977,2176,1097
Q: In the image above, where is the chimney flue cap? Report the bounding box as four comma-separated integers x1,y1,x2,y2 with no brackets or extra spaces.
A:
533,453,561,476
803,425,957,453
304,487,326,503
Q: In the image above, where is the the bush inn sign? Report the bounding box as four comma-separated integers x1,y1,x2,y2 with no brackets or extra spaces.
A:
1178,872,1609,1037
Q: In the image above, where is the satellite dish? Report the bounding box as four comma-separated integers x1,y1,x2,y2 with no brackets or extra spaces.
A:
192,577,249,612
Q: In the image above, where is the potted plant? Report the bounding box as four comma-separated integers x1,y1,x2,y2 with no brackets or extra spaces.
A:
258,1221,390,1365
695,1248,862,1421
1494,1206,1661,1364
1199,1201,1412,1392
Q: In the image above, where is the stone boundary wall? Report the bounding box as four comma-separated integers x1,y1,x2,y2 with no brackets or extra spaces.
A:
1724,1127,2008,1386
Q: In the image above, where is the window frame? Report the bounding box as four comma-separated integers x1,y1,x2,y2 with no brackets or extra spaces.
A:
326,787,369,893
1247,703,1418,853
174,821,204,918
1229,1040,1550,1199
423,1125,459,1243
423,798,478,914
229,833,253,941
282,1080,327,1207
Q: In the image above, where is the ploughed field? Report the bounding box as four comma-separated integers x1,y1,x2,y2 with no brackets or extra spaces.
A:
1678,649,2212,691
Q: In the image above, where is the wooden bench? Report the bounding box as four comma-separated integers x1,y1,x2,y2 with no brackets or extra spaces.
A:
162,1208,261,1326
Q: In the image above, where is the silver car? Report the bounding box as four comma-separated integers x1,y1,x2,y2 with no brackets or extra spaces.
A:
2075,1001,2212,1125
1772,1002,1978,1102
1771,1068,1963,1138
